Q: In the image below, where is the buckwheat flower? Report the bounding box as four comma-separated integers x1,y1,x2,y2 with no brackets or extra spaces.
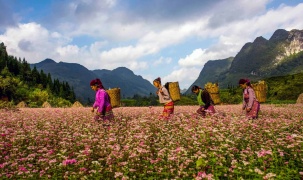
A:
62,159,77,166
48,149,55,155
197,171,206,178
119,162,128,166
92,161,100,165
175,147,181,153
254,168,264,175
242,161,249,166
263,173,276,180
115,172,123,178
0,163,6,168
80,167,87,172
18,166,28,172
49,159,57,164
257,149,272,158
129,169,136,172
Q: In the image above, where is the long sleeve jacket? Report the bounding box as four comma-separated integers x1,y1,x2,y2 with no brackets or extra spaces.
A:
93,89,111,113
242,87,257,109
157,86,172,104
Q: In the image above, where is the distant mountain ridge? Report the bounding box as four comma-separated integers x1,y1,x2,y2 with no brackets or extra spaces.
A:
93,67,155,98
31,60,155,103
31,28,303,99
186,28,303,93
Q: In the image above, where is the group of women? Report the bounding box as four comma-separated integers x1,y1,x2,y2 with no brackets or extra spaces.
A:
89,77,260,123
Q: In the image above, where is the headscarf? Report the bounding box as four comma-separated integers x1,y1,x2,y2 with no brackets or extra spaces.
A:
153,77,161,84
191,85,201,92
238,78,250,85
90,78,104,89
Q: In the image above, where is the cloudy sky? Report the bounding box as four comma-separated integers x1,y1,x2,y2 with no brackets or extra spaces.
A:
0,0,303,89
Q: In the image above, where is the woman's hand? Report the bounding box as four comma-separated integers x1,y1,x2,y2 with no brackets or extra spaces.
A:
91,108,94,113
246,108,251,112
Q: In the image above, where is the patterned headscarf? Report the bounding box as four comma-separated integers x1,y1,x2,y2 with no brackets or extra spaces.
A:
90,78,104,89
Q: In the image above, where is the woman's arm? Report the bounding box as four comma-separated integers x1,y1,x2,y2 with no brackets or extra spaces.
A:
247,88,255,109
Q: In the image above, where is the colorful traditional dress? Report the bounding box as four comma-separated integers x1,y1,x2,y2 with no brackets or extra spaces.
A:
242,87,260,119
197,89,216,117
157,86,174,118
93,89,114,121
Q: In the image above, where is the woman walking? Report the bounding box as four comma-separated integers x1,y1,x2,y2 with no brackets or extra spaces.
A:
191,85,216,117
153,77,174,119
90,78,114,123
239,79,260,119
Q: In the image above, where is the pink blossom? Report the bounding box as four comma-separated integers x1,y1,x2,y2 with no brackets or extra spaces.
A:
48,149,55,155
257,149,272,158
18,166,28,172
0,163,6,168
62,159,77,166
80,167,87,172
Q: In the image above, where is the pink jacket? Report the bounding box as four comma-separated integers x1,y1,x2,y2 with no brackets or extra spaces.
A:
93,89,111,113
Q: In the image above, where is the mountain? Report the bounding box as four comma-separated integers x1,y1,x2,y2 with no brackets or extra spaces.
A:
185,57,233,94
93,67,156,98
187,29,303,92
31,59,156,104
31,59,97,103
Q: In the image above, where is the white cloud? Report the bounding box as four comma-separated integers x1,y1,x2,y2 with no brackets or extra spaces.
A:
0,23,71,62
153,57,172,66
178,49,217,67
162,67,201,89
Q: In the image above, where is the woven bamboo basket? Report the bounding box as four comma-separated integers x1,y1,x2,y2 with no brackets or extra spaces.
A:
106,88,121,108
168,82,181,101
252,81,267,103
204,82,221,105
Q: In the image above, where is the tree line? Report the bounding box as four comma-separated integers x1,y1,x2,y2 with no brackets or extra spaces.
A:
0,42,76,107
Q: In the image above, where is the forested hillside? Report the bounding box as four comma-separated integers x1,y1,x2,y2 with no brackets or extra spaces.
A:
0,42,76,107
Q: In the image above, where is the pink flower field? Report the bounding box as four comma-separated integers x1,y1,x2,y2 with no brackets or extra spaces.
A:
1,104,303,179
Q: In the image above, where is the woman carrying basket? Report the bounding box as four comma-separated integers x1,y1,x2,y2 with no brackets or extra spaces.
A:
90,78,114,123
191,85,216,117
153,77,174,119
239,79,260,119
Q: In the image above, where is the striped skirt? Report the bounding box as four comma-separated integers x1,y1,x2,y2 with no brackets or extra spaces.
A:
246,100,260,119
162,101,174,117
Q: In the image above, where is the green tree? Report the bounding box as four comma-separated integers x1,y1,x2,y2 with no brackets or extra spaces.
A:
0,67,19,101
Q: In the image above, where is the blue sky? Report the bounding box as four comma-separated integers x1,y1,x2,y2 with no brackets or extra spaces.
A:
0,0,303,89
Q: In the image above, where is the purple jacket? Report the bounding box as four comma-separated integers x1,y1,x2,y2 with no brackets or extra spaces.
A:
93,89,111,113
